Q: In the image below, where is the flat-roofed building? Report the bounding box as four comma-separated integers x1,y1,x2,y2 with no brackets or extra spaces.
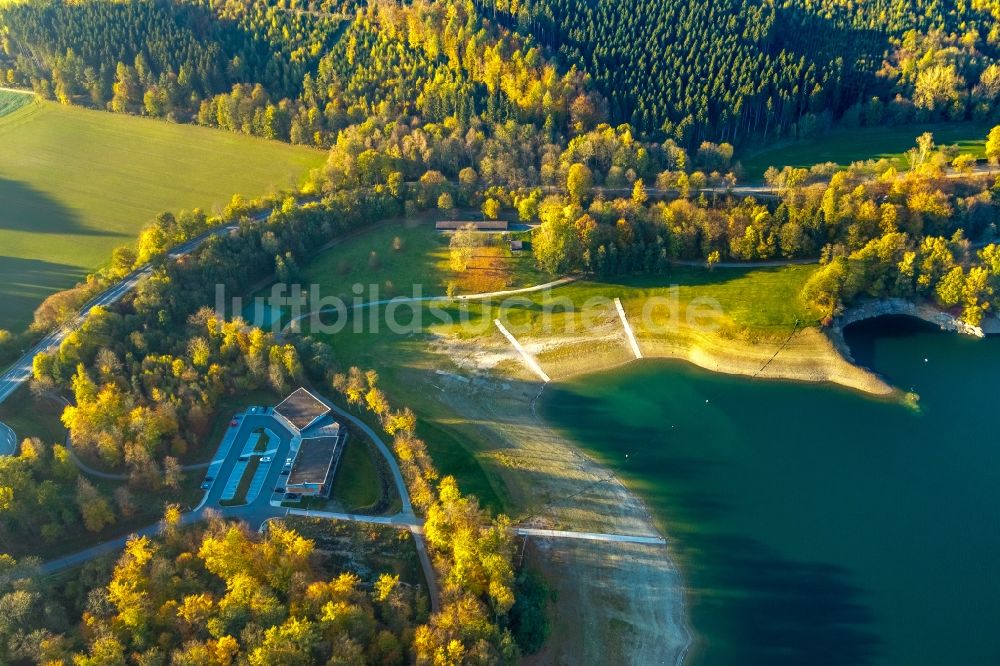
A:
286,421,345,498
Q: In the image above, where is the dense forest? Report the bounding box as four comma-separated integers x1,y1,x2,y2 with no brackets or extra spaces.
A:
0,0,600,145
0,507,519,663
3,0,1000,662
490,0,1000,145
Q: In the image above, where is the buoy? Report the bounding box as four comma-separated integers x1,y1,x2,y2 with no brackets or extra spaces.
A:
924,358,929,362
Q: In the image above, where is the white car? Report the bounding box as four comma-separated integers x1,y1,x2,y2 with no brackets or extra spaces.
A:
260,456,272,463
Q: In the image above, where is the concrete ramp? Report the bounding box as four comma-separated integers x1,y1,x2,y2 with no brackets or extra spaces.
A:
494,319,551,383
614,297,643,359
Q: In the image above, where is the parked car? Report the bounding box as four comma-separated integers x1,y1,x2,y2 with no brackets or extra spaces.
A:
238,455,249,462
230,419,239,427
200,481,211,490
261,456,272,463
280,469,289,476
284,493,301,501
275,487,286,494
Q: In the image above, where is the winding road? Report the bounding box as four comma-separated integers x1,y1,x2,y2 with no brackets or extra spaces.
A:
0,216,259,452
0,421,15,456
15,163,1000,604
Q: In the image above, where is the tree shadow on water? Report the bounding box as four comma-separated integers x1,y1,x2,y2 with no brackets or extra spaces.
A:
681,532,883,665
539,388,883,664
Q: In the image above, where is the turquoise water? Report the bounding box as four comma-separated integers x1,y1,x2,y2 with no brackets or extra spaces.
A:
541,317,1000,665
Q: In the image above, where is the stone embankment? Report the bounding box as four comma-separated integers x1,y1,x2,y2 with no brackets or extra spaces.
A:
830,298,994,364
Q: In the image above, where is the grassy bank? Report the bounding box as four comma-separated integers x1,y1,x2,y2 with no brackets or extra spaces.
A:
293,221,856,661
0,387,67,447
297,217,546,305
330,437,382,511
288,217,892,520
740,121,989,180
0,97,325,331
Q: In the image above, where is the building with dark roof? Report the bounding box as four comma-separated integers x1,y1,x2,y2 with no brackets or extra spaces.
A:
286,421,345,498
274,388,330,433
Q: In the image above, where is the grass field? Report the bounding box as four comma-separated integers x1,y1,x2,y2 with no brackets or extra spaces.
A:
0,386,67,447
0,96,325,332
740,121,990,181
330,437,382,511
0,89,32,117
296,218,546,306
287,217,821,512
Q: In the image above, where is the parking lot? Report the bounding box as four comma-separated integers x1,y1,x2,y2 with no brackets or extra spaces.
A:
195,407,296,516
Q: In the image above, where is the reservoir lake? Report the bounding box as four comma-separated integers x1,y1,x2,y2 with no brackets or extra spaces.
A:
541,316,1000,665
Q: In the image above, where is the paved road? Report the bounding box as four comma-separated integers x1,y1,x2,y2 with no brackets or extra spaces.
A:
285,506,441,611
0,222,241,408
309,393,416,517
0,421,15,456
40,409,291,575
0,213,269,455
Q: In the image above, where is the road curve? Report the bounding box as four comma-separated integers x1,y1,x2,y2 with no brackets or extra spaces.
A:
0,213,268,454
0,421,15,456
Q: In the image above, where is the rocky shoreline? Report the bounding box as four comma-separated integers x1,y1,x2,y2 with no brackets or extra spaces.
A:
829,298,998,366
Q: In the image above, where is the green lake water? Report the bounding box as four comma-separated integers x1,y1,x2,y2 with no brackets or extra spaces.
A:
540,317,1000,665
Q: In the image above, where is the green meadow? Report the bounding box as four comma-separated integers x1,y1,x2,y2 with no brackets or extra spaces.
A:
280,218,819,512
0,93,325,332
739,121,990,180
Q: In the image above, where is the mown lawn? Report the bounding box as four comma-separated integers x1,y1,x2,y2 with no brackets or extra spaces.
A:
300,219,451,303
0,97,325,332
739,121,990,181
0,386,67,447
330,437,381,511
420,263,819,342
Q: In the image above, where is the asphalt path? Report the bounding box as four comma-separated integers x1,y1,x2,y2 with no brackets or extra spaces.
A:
0,421,15,456
282,276,579,335
41,410,290,575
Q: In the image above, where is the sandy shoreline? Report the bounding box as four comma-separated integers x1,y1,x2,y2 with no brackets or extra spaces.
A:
449,311,896,396
424,338,695,662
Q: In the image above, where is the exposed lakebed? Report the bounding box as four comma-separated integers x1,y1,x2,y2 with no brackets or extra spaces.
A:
541,316,1000,664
